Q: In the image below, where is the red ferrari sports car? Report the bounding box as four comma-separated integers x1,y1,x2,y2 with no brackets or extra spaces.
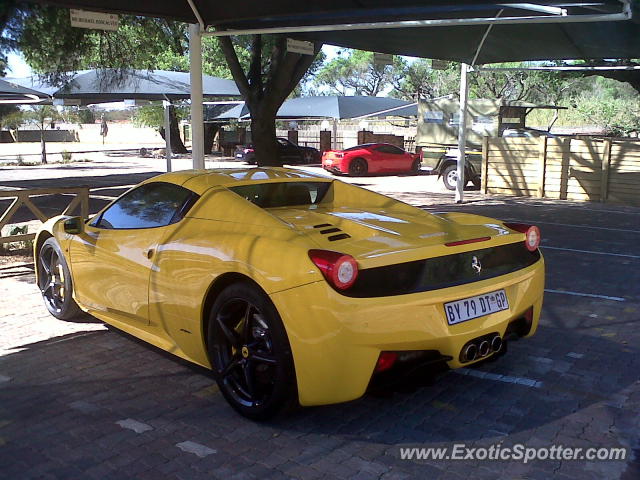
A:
322,143,422,176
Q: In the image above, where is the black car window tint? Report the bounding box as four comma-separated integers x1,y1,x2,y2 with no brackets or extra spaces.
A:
229,182,331,208
95,183,197,230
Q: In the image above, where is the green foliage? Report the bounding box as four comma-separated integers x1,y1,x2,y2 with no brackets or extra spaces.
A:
314,49,398,96
132,103,188,129
77,108,96,124
573,89,640,136
61,150,72,162
390,58,460,100
20,105,62,130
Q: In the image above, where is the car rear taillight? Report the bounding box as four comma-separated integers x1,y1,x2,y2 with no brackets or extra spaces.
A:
504,223,541,251
308,249,359,290
243,148,254,154
374,352,398,373
334,152,344,159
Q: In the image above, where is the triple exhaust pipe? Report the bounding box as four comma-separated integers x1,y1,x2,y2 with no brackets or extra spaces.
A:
461,334,503,363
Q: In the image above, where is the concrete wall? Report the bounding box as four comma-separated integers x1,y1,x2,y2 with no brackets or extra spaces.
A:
482,137,640,206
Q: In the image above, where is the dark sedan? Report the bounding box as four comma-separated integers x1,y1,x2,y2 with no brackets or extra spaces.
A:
235,137,320,165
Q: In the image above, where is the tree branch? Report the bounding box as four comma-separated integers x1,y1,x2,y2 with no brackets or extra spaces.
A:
217,35,251,100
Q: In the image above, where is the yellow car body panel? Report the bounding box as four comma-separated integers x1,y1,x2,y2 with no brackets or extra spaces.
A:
35,167,545,407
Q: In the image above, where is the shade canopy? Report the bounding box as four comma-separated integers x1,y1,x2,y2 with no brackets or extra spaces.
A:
7,69,240,104
0,78,51,104
208,96,417,121
33,1,640,64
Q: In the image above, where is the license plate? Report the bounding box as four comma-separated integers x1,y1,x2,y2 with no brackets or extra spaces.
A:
444,289,509,325
235,154,243,158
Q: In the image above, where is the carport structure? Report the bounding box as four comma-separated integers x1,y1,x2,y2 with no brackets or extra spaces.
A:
31,1,640,204
0,78,50,104
8,69,241,171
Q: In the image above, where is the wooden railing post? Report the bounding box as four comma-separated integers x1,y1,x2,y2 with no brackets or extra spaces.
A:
600,138,612,203
537,136,548,198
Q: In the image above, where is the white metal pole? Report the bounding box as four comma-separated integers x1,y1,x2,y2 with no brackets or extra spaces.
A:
189,23,205,170
163,100,172,172
456,63,470,203
332,119,338,150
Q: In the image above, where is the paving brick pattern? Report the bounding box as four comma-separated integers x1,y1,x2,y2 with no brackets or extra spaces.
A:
1,183,639,479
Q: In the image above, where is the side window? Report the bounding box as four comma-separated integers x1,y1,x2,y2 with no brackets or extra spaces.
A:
93,182,197,230
375,145,403,154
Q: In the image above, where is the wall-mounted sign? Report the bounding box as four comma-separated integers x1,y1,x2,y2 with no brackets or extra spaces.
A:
286,39,314,55
373,53,394,66
431,60,449,70
70,9,119,31
423,111,444,123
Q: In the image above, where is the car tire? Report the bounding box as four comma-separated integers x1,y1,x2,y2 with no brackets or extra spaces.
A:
471,175,481,189
37,237,82,320
411,159,422,174
349,157,368,176
207,281,297,420
302,150,316,164
442,164,459,191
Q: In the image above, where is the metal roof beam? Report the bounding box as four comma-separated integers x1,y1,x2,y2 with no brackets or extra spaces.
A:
202,3,632,37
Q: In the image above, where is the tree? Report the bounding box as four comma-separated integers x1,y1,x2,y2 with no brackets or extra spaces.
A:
218,35,322,166
133,103,192,154
3,7,197,152
390,58,460,101
20,105,63,164
313,49,395,96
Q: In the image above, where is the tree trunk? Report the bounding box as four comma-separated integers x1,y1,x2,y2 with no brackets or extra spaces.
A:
203,123,219,154
40,130,47,164
159,106,188,154
250,109,280,167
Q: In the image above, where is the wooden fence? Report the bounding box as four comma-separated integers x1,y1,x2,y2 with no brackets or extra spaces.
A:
0,187,89,244
482,137,640,206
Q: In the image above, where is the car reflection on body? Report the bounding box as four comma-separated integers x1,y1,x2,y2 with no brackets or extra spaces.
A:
35,167,544,419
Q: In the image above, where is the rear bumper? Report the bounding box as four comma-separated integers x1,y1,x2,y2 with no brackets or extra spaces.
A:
270,257,544,406
322,159,346,173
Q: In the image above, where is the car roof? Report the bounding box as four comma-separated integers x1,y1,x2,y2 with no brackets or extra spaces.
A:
148,167,330,195
343,143,399,151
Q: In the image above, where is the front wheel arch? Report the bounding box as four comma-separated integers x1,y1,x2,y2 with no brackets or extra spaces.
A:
201,273,268,350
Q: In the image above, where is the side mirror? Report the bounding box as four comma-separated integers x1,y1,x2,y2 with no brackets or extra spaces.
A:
63,216,84,235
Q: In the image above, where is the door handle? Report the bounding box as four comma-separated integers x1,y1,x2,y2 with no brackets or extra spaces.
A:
144,248,154,259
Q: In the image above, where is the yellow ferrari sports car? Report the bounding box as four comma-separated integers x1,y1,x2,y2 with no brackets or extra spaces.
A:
35,168,544,419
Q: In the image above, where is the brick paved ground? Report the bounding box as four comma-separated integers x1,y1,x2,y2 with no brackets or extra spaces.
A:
1,164,639,479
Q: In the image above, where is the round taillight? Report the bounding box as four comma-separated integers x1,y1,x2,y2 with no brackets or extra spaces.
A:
525,225,541,251
504,223,541,252
308,249,359,290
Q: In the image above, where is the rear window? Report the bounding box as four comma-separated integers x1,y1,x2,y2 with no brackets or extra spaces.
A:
229,182,331,208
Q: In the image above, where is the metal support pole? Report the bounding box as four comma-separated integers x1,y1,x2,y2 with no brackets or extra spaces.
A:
456,63,470,203
163,100,172,172
189,23,205,170
332,119,338,150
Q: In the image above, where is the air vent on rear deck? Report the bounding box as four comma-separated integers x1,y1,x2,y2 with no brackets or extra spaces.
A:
328,234,351,242
313,223,351,241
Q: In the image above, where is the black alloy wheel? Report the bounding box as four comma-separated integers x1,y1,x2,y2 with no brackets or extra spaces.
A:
302,150,315,164
349,157,368,176
38,238,81,320
208,282,296,419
